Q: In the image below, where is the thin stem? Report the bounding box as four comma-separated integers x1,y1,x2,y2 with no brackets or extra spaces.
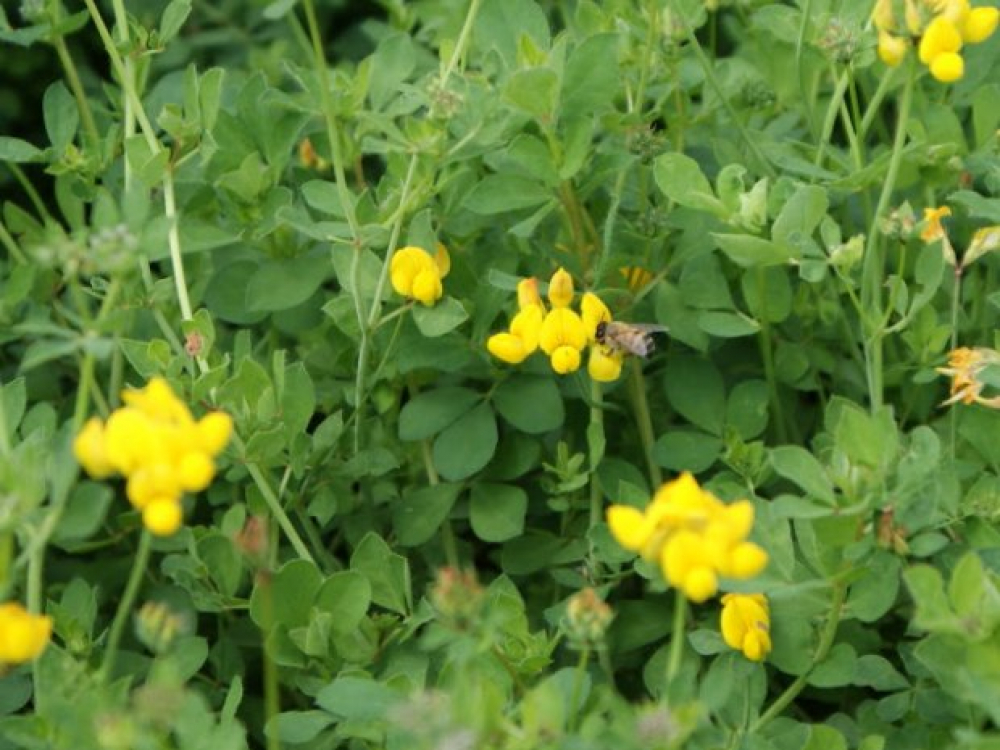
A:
245,463,315,564
861,59,916,412
0,219,28,264
858,66,899,143
627,364,662,488
255,570,281,750
948,266,962,459
100,530,153,681
568,647,591,731
6,164,53,223
666,589,687,688
438,0,483,90
751,581,846,731
111,0,137,192
755,269,789,443
52,33,100,148
813,68,852,171
665,0,775,178
796,0,817,136
421,438,458,568
162,170,194,324
588,379,605,575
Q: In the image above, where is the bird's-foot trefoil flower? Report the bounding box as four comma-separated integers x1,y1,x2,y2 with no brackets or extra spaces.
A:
720,593,771,661
0,602,52,667
390,243,451,306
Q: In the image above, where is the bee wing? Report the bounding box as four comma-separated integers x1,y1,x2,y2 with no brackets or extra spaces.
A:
627,323,669,334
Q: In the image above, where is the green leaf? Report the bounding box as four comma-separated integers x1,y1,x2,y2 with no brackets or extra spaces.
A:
316,677,400,722
561,34,618,118
398,387,481,441
392,483,461,547
493,375,565,434
368,33,416,110
266,711,333,744
124,135,170,187
432,402,498,481
948,552,986,618
663,356,726,435
771,185,828,247
159,0,192,44
652,430,722,472
250,559,323,630
245,253,329,312
504,67,560,120
470,483,528,542
0,136,43,163
52,482,112,545
1,378,26,445
697,311,760,337
903,564,958,632
314,571,371,636
464,175,554,215
847,551,900,622
854,655,909,691
712,233,799,268
653,153,726,215
412,297,469,337
43,82,77,150
808,643,857,688
725,380,769,439
769,446,835,505
350,532,411,615
280,362,316,441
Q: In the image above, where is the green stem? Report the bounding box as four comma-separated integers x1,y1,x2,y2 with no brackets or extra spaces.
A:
858,65,899,144
751,581,846,732
948,266,962,459
568,647,591,731
795,0,816,136
0,219,28,264
627,364,662,488
861,59,916,413
422,428,458,568
256,571,281,750
6,164,52,223
437,0,483,90
245,463,315,564
52,33,100,148
813,67,852,171
110,0,137,191
665,0,775,178
755,268,788,443
666,589,687,688
100,530,153,681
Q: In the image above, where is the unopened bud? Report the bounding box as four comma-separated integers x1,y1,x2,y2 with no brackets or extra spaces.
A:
563,587,613,649
429,567,484,628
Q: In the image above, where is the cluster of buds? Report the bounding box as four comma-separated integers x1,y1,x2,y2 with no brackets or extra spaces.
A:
487,269,625,382
719,593,771,662
73,377,233,536
873,0,999,83
936,346,1000,408
562,587,614,650
429,567,485,629
607,472,769,604
297,138,330,171
0,601,52,668
390,244,451,307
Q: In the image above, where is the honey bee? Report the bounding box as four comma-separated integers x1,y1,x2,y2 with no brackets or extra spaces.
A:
594,320,668,358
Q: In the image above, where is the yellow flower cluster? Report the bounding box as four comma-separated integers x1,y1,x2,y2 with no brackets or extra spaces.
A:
0,602,52,666
720,593,772,662
921,206,1000,270
874,0,999,82
936,346,1000,407
390,243,451,306
73,377,233,537
606,472,768,603
486,268,624,382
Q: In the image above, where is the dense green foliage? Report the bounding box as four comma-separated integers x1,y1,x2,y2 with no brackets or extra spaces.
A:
3,0,1000,748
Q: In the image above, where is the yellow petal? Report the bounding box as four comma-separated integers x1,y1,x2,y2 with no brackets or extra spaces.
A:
196,412,233,455
963,6,998,43
411,268,443,305
434,242,451,278
580,292,611,340
728,542,769,578
588,347,624,382
550,345,582,374
606,505,652,552
487,333,530,364
919,17,962,64
928,51,965,82
517,277,544,310
877,32,909,66
179,451,215,492
547,267,575,308
510,306,544,352
143,500,183,537
73,417,115,479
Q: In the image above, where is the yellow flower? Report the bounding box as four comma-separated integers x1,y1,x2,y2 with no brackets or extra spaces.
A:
73,417,114,479
964,225,1000,267
143,499,183,537
539,308,588,354
487,333,531,364
75,379,233,537
921,206,952,243
390,246,448,306
588,347,624,382
937,346,1000,407
550,345,582,375
607,472,768,603
877,32,909,66
963,5,999,42
929,51,964,81
919,16,963,64
517,277,545,310
547,267,575,308
0,602,52,665
720,593,771,661
510,305,544,353
580,292,611,342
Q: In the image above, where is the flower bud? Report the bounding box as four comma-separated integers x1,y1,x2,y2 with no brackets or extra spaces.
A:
563,588,614,649
963,6,999,43
487,333,530,364
547,267,575,308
